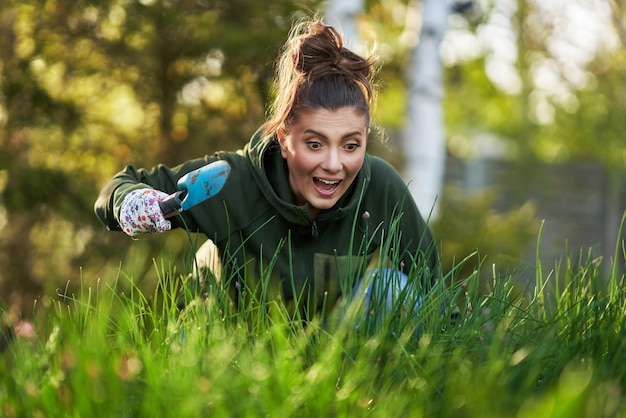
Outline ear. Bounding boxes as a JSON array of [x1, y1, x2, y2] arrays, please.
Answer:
[[277, 128, 288, 157]]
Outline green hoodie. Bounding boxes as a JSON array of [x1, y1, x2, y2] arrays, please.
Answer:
[[95, 130, 438, 313]]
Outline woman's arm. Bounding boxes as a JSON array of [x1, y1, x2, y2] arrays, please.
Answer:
[[94, 158, 214, 232]]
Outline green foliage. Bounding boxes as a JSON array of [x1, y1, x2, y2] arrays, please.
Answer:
[[444, 57, 531, 146], [434, 187, 539, 284], [1, 241, 626, 417], [442, 1, 626, 169], [435, 1, 626, 304], [0, 0, 323, 311], [538, 50, 626, 169]]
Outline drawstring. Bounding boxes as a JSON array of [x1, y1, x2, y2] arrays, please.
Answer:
[[311, 220, 318, 238]]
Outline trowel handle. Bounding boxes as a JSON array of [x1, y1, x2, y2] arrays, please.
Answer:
[[157, 160, 231, 220], [158, 191, 184, 219]]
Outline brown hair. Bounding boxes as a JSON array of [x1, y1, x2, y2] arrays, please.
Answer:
[[262, 18, 376, 137]]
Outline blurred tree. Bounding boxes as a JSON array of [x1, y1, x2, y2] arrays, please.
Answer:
[[439, 0, 625, 276], [0, 0, 322, 313], [611, 0, 626, 48], [325, 0, 363, 47], [402, 0, 448, 219], [441, 0, 624, 181]]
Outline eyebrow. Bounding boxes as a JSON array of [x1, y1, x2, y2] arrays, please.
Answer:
[[303, 129, 364, 139]]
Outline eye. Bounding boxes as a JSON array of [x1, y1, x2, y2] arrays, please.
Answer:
[[307, 141, 322, 150], [344, 142, 361, 152]]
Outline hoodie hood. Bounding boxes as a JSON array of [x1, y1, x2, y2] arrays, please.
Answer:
[[243, 129, 371, 226]]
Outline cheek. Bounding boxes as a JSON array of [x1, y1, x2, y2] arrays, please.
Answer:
[[345, 154, 365, 175], [288, 152, 317, 175]]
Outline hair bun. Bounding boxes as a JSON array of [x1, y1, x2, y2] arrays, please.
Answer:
[[291, 21, 372, 83], [262, 18, 377, 138]]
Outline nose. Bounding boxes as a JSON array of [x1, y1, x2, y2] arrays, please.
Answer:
[[322, 148, 342, 172]]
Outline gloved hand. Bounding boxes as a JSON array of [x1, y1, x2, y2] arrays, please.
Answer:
[[119, 189, 172, 236]]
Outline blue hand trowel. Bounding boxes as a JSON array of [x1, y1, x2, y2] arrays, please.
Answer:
[[158, 160, 231, 219]]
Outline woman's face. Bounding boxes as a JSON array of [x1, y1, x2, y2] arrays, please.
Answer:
[[279, 107, 368, 217]]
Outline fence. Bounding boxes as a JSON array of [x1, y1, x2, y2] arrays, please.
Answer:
[[444, 154, 626, 281]]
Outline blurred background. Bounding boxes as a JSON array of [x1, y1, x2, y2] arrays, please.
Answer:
[[1, 0, 625, 315]]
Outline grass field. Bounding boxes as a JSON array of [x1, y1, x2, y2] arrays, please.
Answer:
[[1, 234, 625, 417]]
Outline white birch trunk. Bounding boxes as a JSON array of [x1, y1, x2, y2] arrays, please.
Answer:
[[403, 0, 449, 219], [324, 0, 363, 48]]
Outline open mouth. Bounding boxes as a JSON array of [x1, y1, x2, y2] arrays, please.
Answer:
[[314, 177, 341, 193]]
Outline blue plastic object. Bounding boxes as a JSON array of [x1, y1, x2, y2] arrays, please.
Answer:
[[159, 160, 231, 218]]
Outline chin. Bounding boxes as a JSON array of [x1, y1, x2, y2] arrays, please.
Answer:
[[310, 200, 338, 211]]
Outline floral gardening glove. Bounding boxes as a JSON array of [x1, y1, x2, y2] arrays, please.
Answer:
[[119, 189, 172, 236]]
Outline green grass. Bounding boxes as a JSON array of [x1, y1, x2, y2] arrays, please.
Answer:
[[1, 239, 625, 417]]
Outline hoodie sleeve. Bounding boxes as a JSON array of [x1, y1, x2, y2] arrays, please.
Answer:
[[94, 159, 212, 231]]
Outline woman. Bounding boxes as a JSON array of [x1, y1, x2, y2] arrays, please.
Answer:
[[94, 18, 438, 319]]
